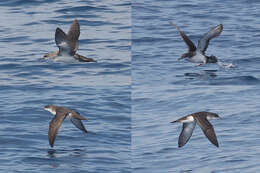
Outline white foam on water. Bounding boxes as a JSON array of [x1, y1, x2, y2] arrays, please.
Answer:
[[217, 61, 236, 69]]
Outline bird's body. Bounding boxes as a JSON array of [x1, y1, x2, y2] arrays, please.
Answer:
[[186, 51, 206, 63]]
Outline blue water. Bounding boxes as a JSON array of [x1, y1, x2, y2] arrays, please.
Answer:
[[132, 0, 260, 173], [0, 0, 130, 172]]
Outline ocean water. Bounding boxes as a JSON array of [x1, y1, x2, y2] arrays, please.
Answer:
[[132, 0, 260, 173], [0, 0, 130, 172]]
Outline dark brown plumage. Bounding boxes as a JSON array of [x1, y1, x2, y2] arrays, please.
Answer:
[[44, 105, 88, 147], [171, 112, 220, 147], [43, 19, 96, 62]]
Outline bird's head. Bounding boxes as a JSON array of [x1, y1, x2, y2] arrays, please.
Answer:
[[206, 55, 218, 63], [44, 105, 56, 115]]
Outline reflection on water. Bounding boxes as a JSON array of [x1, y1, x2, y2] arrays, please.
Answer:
[[184, 70, 217, 79], [47, 149, 56, 158]]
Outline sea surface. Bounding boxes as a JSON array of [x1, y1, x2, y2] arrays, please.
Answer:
[[0, 0, 130, 172], [132, 0, 260, 173]]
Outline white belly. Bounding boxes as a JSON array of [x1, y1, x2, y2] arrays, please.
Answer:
[[54, 54, 76, 63], [188, 52, 206, 63]]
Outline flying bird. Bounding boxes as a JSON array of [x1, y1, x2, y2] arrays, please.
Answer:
[[171, 112, 220, 147], [170, 22, 223, 66], [44, 105, 88, 147], [43, 19, 96, 62]]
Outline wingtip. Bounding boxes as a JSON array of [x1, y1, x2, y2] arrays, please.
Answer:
[[49, 142, 54, 148], [56, 27, 62, 32], [72, 19, 79, 26], [218, 24, 223, 31], [178, 143, 184, 148], [214, 24, 223, 33]]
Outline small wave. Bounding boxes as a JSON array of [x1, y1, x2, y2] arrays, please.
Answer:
[[217, 61, 236, 69]]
